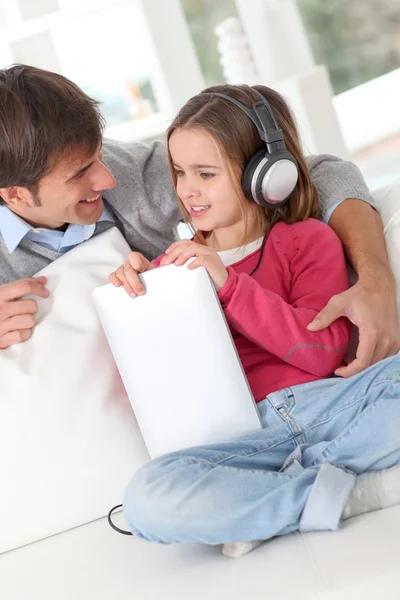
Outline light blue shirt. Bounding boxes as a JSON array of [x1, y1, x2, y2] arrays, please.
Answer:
[[0, 204, 114, 254], [323, 201, 342, 225]]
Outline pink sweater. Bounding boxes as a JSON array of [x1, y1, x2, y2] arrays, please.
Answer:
[[156, 219, 351, 402]]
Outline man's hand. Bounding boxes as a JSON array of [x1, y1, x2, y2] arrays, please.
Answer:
[[307, 277, 400, 377], [0, 277, 50, 349]]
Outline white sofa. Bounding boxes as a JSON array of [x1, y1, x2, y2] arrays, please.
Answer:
[[2, 504, 400, 600], [1, 179, 400, 599]]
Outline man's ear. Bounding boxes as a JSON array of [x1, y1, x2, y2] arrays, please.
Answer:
[[0, 186, 33, 208]]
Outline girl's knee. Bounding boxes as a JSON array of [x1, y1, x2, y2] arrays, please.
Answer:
[[122, 454, 190, 539]]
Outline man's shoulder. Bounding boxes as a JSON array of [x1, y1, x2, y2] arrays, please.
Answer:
[[101, 137, 175, 217], [102, 138, 169, 176], [0, 235, 51, 284]]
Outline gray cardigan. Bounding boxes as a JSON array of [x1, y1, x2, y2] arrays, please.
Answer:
[[0, 138, 374, 285]]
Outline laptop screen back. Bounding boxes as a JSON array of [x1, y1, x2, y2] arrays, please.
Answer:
[[93, 264, 262, 458]]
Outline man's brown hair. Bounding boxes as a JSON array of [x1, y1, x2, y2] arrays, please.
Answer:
[[0, 64, 104, 204]]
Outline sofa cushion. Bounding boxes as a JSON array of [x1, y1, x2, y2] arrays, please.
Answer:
[[0, 228, 149, 554], [372, 177, 400, 316], [1, 179, 399, 555]]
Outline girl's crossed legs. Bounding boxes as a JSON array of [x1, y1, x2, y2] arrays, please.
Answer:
[[123, 355, 400, 546]]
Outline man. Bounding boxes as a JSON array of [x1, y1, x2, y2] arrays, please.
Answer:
[[0, 64, 398, 372]]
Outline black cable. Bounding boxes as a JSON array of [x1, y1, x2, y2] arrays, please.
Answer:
[[249, 209, 280, 276], [107, 504, 133, 536]]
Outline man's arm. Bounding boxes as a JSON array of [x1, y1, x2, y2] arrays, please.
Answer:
[[307, 195, 400, 376], [329, 198, 393, 284], [307, 154, 376, 223]]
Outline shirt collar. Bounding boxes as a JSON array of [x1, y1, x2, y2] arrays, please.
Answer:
[[0, 205, 31, 253], [0, 204, 114, 254]]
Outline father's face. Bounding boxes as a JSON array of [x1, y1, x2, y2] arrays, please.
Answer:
[[6, 147, 116, 229]]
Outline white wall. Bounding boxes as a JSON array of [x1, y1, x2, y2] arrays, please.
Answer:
[[333, 69, 400, 154]]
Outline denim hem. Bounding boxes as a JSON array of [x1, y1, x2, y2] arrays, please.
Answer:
[[299, 463, 356, 532]]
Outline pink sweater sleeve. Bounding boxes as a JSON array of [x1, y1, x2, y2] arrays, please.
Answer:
[[218, 220, 351, 377]]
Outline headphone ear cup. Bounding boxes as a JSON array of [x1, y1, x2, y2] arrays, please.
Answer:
[[241, 149, 266, 203], [242, 150, 298, 208]]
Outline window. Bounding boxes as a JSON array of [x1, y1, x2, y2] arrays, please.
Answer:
[[51, 2, 159, 136], [297, 0, 400, 187], [1, 0, 164, 141], [298, 0, 400, 94], [180, 0, 238, 85]]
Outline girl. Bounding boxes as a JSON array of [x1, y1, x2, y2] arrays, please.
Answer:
[[109, 84, 400, 558]]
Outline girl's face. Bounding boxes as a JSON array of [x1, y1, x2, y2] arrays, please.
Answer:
[[169, 126, 248, 249]]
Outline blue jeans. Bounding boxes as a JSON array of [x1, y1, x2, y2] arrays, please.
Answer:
[[123, 355, 400, 545]]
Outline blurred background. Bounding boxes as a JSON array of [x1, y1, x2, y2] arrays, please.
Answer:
[[0, 0, 399, 190]]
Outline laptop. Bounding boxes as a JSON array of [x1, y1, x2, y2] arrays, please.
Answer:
[[92, 263, 262, 458]]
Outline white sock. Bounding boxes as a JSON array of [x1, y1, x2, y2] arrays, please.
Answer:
[[222, 465, 400, 557], [343, 464, 400, 520], [222, 540, 264, 559]]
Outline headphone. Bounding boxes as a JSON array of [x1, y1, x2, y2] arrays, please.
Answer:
[[205, 90, 298, 209]]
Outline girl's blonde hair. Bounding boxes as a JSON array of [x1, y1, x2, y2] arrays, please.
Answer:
[[166, 83, 321, 244]]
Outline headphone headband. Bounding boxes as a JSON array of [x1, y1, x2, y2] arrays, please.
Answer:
[[204, 90, 285, 153], [202, 88, 298, 208]]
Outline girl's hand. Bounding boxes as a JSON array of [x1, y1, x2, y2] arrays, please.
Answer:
[[161, 241, 228, 291], [109, 252, 155, 297]]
